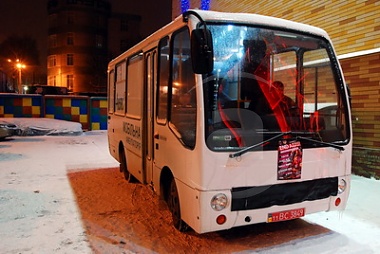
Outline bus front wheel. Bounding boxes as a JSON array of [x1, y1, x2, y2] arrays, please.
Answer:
[[168, 178, 189, 232], [119, 147, 136, 183]]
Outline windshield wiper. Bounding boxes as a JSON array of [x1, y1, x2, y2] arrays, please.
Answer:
[[229, 131, 344, 158], [296, 136, 345, 151], [229, 132, 290, 158]]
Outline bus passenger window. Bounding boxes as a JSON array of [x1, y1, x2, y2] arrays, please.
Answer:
[[157, 37, 170, 123], [115, 61, 126, 114]]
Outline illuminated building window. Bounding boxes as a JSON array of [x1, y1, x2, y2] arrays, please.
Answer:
[[48, 55, 56, 67], [67, 74, 74, 89], [67, 33, 74, 45], [67, 54, 74, 66]]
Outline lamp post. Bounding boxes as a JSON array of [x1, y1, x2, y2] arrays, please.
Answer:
[[16, 62, 26, 94], [8, 59, 26, 93]]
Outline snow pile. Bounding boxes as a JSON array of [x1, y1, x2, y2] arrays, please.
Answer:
[[1, 117, 83, 136], [1, 118, 380, 253]]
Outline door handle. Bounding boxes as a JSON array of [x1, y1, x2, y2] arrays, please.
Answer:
[[154, 133, 159, 139]]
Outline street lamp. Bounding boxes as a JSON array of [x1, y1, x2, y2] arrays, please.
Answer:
[[8, 59, 26, 93], [16, 62, 26, 93]]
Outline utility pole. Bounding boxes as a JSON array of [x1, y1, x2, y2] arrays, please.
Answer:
[[8, 59, 26, 93]]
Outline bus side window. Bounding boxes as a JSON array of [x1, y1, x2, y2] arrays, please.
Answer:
[[108, 70, 115, 113], [115, 61, 126, 114], [157, 36, 170, 123], [170, 28, 196, 148]]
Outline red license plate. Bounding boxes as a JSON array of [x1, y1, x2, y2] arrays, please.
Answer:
[[268, 208, 305, 223]]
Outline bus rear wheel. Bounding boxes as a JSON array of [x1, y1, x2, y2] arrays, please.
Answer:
[[119, 147, 136, 183], [168, 178, 189, 232]]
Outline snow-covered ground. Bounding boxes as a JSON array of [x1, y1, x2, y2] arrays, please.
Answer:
[[0, 118, 116, 253], [1, 118, 380, 253], [272, 174, 380, 254]]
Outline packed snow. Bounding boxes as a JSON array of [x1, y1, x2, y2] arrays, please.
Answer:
[[1, 117, 82, 136], [1, 118, 380, 253]]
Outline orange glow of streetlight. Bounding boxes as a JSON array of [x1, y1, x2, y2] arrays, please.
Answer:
[[7, 58, 26, 93], [16, 63, 26, 69], [16, 62, 26, 93]]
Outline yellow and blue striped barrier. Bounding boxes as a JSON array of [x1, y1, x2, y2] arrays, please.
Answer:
[[0, 94, 43, 117], [0, 94, 107, 130]]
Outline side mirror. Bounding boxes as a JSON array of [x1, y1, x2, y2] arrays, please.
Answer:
[[191, 28, 214, 74]]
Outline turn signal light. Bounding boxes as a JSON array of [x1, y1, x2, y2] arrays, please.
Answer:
[[335, 197, 341, 207], [216, 214, 227, 225]]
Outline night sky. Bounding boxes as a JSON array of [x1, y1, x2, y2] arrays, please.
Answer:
[[0, 0, 172, 67]]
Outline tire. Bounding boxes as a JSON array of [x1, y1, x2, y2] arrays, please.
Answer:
[[168, 178, 189, 232], [119, 147, 136, 183]]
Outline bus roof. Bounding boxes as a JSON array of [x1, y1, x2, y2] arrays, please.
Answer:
[[108, 10, 331, 67], [189, 10, 329, 39]]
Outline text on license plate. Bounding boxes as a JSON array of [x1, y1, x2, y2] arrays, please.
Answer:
[[268, 208, 305, 223]]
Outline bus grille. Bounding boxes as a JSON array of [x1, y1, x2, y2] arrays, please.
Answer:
[[231, 177, 338, 211]]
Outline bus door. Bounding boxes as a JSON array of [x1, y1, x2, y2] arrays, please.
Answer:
[[107, 69, 116, 154], [143, 49, 157, 185], [153, 36, 170, 173]]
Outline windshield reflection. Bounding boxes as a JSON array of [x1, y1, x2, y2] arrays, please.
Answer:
[[203, 24, 348, 151]]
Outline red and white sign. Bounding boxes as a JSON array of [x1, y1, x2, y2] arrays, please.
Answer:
[[277, 139, 302, 180]]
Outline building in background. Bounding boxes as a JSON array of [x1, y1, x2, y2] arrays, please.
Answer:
[[47, 0, 110, 94], [47, 0, 141, 94], [172, 0, 380, 177], [107, 12, 141, 59]]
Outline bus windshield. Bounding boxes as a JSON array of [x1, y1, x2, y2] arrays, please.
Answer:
[[203, 24, 349, 151]]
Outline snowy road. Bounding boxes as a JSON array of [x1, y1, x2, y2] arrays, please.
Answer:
[[0, 120, 379, 253]]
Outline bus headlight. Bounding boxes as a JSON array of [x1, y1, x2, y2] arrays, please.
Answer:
[[338, 179, 346, 194], [211, 193, 228, 211]]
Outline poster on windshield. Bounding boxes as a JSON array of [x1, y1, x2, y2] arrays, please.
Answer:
[[277, 139, 302, 180]]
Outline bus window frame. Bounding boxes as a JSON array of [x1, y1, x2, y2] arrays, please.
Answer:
[[169, 26, 197, 149], [126, 52, 144, 120], [156, 36, 170, 125], [108, 69, 115, 114], [114, 60, 127, 116]]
